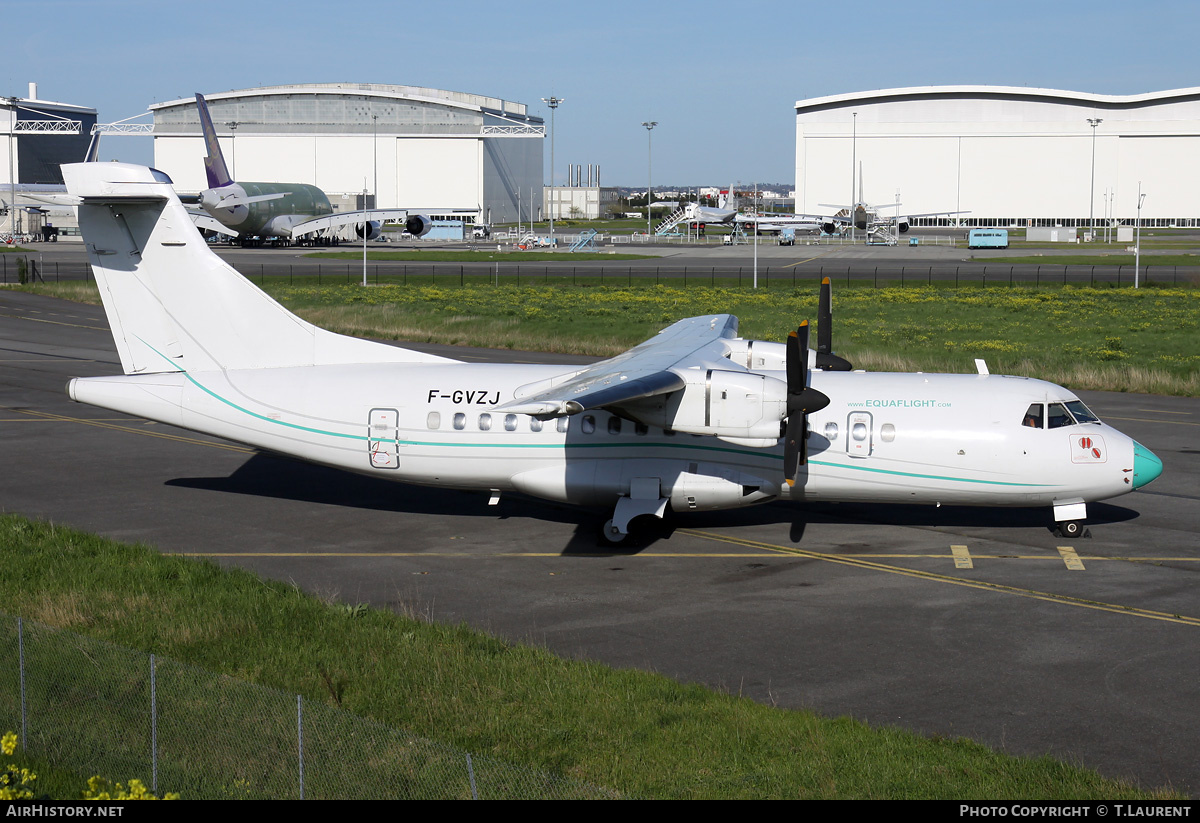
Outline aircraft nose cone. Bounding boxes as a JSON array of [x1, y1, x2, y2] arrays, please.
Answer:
[[1132, 441, 1163, 489]]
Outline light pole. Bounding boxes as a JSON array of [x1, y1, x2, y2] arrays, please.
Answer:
[[372, 113, 378, 210], [1087, 118, 1102, 242], [226, 120, 239, 178], [850, 111, 857, 243], [6, 96, 18, 239], [1135, 182, 1146, 289], [642, 121, 656, 236], [542, 96, 562, 249]]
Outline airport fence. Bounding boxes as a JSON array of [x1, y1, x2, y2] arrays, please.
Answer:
[[0, 614, 620, 800], [3, 251, 1198, 290]]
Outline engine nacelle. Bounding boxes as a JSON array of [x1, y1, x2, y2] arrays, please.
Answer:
[[355, 220, 382, 240], [405, 214, 432, 238], [821, 221, 839, 235], [722, 339, 787, 371], [897, 218, 910, 234], [623, 369, 787, 441]]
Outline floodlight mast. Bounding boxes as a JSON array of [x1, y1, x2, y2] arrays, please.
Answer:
[[542, 96, 562, 250], [1087, 118, 1102, 242], [642, 121, 656, 236], [1135, 183, 1146, 289]]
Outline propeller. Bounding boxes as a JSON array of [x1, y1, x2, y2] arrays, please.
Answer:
[[783, 320, 830, 487], [815, 276, 853, 372]]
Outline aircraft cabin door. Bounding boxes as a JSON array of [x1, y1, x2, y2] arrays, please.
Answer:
[[368, 407, 400, 469], [846, 411, 873, 458]]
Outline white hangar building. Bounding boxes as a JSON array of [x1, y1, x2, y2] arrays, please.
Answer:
[[794, 86, 1200, 228], [150, 83, 544, 225]]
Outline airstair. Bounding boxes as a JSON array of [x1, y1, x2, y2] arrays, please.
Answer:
[[569, 229, 599, 251], [866, 223, 898, 246], [653, 204, 693, 235]]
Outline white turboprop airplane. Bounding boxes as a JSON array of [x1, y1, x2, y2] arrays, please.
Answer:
[[64, 162, 1163, 541]]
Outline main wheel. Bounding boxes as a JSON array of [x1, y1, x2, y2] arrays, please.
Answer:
[[601, 520, 627, 544], [1060, 520, 1082, 538]]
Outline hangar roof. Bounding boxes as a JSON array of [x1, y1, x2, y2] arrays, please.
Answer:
[[796, 85, 1200, 113], [151, 83, 537, 121]]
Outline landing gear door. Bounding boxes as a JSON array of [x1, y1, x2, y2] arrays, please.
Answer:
[[846, 411, 873, 458], [368, 407, 399, 469]]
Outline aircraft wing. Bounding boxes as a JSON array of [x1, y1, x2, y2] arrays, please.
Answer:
[[290, 208, 477, 239], [494, 314, 741, 417], [187, 211, 239, 237]]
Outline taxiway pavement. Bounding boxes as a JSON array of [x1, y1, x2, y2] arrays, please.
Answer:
[[2, 290, 1198, 794]]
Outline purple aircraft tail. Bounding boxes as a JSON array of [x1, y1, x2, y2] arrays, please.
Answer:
[[195, 93, 233, 189]]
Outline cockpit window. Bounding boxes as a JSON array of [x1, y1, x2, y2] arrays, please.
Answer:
[[1047, 403, 1075, 429], [1065, 400, 1100, 424], [1022, 403, 1043, 429]]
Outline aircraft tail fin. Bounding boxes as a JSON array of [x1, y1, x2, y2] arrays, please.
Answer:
[[83, 130, 100, 163], [719, 185, 736, 210], [195, 93, 234, 190], [63, 162, 454, 376]]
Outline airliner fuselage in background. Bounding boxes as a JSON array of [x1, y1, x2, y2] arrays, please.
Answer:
[[63, 163, 1162, 541]]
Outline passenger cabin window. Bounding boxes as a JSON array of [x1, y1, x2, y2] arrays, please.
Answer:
[[478, 413, 492, 431], [504, 414, 518, 432], [824, 422, 839, 441], [1065, 400, 1100, 424], [530, 418, 543, 432], [1047, 403, 1074, 429], [1022, 403, 1043, 429], [581, 415, 596, 434], [634, 422, 648, 436], [426, 412, 441, 430], [453, 413, 466, 431], [880, 423, 896, 442], [607, 417, 622, 435], [556, 417, 570, 433]]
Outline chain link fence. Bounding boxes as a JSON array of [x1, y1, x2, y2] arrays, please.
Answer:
[[3, 251, 1197, 289], [0, 615, 620, 799]]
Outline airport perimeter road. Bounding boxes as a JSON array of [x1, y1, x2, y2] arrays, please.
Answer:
[[2, 290, 1199, 795], [6, 239, 1198, 288]]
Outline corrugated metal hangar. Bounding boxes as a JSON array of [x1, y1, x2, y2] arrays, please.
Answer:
[[795, 86, 1200, 228], [150, 83, 544, 225]]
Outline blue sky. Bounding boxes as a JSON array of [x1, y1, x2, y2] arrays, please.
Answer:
[[7, 0, 1199, 187]]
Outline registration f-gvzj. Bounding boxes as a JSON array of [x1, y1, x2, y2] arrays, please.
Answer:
[[65, 163, 1162, 541]]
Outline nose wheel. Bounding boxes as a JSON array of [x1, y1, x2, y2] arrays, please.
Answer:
[[1059, 520, 1083, 538]]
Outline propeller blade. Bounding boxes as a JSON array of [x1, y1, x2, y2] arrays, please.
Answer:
[[783, 416, 803, 486], [817, 278, 832, 354], [783, 321, 830, 487], [785, 322, 806, 396], [813, 277, 853, 371]]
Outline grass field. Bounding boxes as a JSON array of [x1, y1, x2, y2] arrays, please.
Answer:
[[0, 515, 1178, 800], [17, 279, 1200, 396]]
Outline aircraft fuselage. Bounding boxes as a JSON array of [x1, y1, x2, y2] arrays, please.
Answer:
[[68, 364, 1156, 518], [200, 181, 332, 238]]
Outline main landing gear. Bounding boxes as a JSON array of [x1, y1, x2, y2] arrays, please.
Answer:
[[602, 479, 669, 543]]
